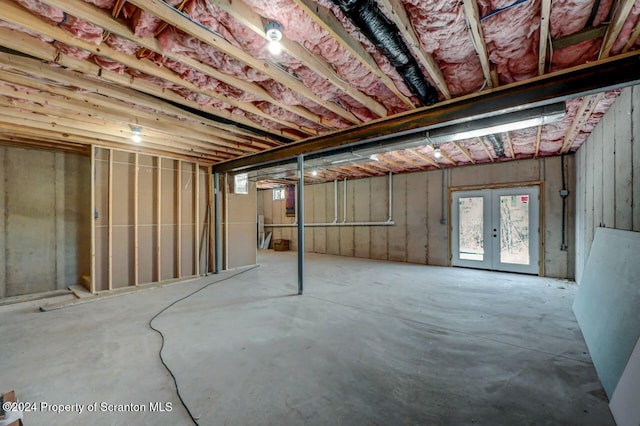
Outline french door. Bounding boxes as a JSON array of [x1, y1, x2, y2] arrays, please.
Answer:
[[451, 186, 540, 274]]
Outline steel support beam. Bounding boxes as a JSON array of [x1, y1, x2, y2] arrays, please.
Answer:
[[297, 155, 304, 295], [212, 51, 640, 173], [213, 172, 222, 274]]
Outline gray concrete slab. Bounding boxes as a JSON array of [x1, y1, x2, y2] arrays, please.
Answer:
[[0, 252, 612, 425]]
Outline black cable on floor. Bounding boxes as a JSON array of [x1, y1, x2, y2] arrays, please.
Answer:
[[148, 265, 260, 425]]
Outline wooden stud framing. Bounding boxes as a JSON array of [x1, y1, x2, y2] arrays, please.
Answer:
[[108, 148, 113, 291], [134, 153, 139, 285], [622, 21, 640, 53], [406, 148, 440, 168]]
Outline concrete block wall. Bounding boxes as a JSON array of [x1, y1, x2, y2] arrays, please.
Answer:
[[259, 156, 574, 278], [0, 146, 90, 297], [575, 86, 640, 283]]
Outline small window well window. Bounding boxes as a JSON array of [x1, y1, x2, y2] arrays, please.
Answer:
[[234, 173, 248, 194], [273, 188, 285, 200]]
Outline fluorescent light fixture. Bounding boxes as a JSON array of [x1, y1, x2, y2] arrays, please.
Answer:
[[265, 22, 283, 55], [428, 103, 566, 144], [131, 126, 142, 143]]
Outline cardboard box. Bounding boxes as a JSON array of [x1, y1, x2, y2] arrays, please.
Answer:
[[273, 239, 289, 251]]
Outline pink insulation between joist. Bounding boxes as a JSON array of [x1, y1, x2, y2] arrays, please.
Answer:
[[1, 0, 637, 158]]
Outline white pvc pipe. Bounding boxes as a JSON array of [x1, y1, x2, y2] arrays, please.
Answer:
[[267, 173, 394, 227]]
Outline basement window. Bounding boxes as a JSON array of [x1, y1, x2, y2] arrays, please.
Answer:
[[273, 188, 285, 200], [234, 173, 248, 194]]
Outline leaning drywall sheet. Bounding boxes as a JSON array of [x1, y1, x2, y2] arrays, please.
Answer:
[[609, 337, 640, 426], [573, 227, 640, 397]]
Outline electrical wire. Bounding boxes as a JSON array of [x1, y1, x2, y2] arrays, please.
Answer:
[[148, 265, 260, 425]]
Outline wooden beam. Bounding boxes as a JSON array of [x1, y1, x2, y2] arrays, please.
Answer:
[[599, 0, 636, 59], [503, 132, 515, 158], [538, 0, 552, 75], [38, 0, 331, 130], [477, 137, 495, 162], [406, 148, 440, 168], [0, 73, 265, 152], [213, 50, 640, 173], [452, 142, 476, 164], [125, 0, 361, 124], [463, 0, 494, 88], [534, 125, 543, 158], [622, 20, 640, 53], [0, 0, 314, 136], [391, 150, 422, 169], [0, 86, 250, 156], [208, 0, 387, 117], [0, 104, 226, 161], [384, 152, 413, 169], [379, 0, 451, 98], [0, 31, 285, 144], [291, 0, 415, 107], [559, 92, 605, 153]]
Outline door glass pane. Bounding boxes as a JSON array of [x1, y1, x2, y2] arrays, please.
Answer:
[[458, 197, 484, 261], [499, 195, 530, 265]]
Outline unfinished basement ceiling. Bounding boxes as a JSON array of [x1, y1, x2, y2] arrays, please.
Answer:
[[0, 0, 639, 186]]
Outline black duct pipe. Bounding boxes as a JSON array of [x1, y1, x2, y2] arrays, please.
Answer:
[[486, 134, 505, 157], [331, 0, 439, 106]]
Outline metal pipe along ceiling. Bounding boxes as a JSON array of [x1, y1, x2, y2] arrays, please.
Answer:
[[331, 0, 439, 106]]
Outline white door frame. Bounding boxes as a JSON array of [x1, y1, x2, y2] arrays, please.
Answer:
[[451, 185, 541, 275]]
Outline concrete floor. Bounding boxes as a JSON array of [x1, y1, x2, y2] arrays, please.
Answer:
[[0, 251, 613, 425]]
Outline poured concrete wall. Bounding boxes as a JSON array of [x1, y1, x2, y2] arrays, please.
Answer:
[[575, 86, 640, 283], [0, 146, 90, 297], [259, 156, 574, 278]]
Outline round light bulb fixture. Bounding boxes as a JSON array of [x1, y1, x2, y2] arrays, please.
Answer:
[[265, 21, 283, 55], [434, 147, 442, 159], [131, 126, 142, 143], [311, 170, 318, 177]]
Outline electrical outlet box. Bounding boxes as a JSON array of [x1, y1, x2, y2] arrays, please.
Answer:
[[559, 189, 569, 197]]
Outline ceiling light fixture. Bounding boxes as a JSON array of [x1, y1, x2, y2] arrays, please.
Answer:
[[131, 126, 142, 143], [433, 147, 442, 159], [311, 170, 318, 177], [428, 103, 565, 144], [265, 21, 283, 55], [369, 154, 379, 161]]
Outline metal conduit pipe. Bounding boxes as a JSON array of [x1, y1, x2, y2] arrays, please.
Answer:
[[267, 173, 394, 227], [342, 177, 347, 223]]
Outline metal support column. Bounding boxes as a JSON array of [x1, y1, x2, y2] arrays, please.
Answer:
[[214, 172, 222, 274], [297, 155, 304, 295]]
